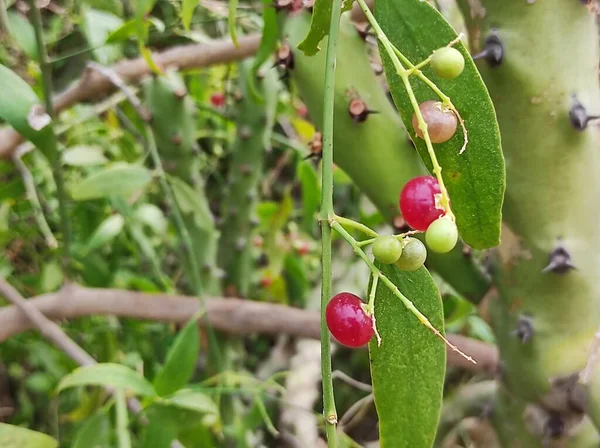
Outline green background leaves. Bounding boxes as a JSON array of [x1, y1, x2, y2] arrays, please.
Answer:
[[369, 264, 446, 448], [375, 0, 505, 249]]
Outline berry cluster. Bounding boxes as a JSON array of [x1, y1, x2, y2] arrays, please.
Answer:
[[325, 47, 465, 350]]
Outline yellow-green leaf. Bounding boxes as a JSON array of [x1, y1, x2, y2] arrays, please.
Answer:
[[57, 363, 156, 397], [71, 164, 152, 200], [0, 423, 57, 448]]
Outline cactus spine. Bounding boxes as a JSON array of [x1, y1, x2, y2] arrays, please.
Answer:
[[218, 60, 278, 297], [456, 1, 600, 445]]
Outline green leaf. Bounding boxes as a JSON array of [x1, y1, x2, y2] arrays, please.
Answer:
[[297, 161, 320, 233], [169, 176, 214, 232], [71, 164, 152, 200], [247, 0, 278, 101], [162, 389, 218, 415], [135, 0, 158, 41], [85, 214, 125, 252], [6, 12, 38, 60], [369, 264, 446, 448], [105, 18, 163, 43], [72, 413, 111, 448], [81, 8, 123, 65], [375, 0, 505, 249], [297, 0, 353, 56], [57, 363, 156, 397], [181, 0, 198, 31], [39, 261, 63, 293], [228, 0, 239, 47], [0, 64, 55, 154], [62, 145, 108, 166], [134, 203, 167, 235], [153, 312, 203, 396], [0, 423, 58, 448]]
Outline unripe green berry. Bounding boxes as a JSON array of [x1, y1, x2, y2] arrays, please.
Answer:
[[372, 235, 403, 264], [395, 237, 427, 271], [431, 47, 465, 80], [425, 216, 458, 254]]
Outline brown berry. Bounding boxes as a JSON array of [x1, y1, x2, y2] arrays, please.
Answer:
[[411, 100, 458, 143]]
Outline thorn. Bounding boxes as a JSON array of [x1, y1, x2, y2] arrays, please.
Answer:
[[171, 134, 182, 145], [275, 44, 294, 70], [349, 98, 378, 123], [472, 33, 503, 67], [542, 241, 576, 274], [544, 413, 565, 439], [235, 238, 247, 251], [513, 315, 534, 343], [568, 95, 599, 131], [462, 245, 473, 257], [239, 164, 252, 176], [308, 131, 323, 159], [354, 22, 371, 40]]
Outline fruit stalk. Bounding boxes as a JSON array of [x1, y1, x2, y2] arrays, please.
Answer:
[[28, 0, 71, 270], [456, 1, 600, 445]]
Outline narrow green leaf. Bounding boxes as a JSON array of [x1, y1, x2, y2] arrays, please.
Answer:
[[6, 12, 38, 60], [369, 264, 445, 448], [71, 164, 152, 200], [228, 0, 239, 47], [375, 0, 505, 249], [81, 8, 123, 65], [135, 0, 158, 42], [62, 145, 107, 166], [134, 203, 167, 235], [297, 161, 320, 233], [0, 423, 58, 448], [296, 0, 353, 56], [106, 20, 145, 43], [169, 176, 214, 232], [247, 0, 278, 101], [115, 389, 132, 448], [181, 0, 198, 31], [162, 389, 218, 415], [57, 363, 156, 397], [0, 64, 55, 154], [85, 214, 125, 252], [72, 413, 111, 448], [153, 312, 204, 396]]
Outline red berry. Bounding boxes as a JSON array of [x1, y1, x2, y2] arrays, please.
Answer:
[[411, 100, 457, 143], [295, 241, 310, 256], [326, 292, 374, 348], [399, 176, 445, 231], [295, 102, 308, 118], [260, 276, 272, 288], [210, 92, 225, 108]]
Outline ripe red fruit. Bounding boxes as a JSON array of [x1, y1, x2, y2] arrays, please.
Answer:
[[326, 292, 374, 348], [411, 100, 457, 143], [210, 92, 225, 108], [260, 276, 272, 288], [399, 176, 445, 231], [295, 102, 308, 118]]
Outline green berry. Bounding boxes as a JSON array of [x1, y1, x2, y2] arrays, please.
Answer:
[[372, 235, 403, 264], [395, 237, 427, 271], [431, 47, 465, 80], [425, 216, 458, 253]]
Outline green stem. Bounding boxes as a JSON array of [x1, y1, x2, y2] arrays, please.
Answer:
[[115, 390, 132, 448], [334, 215, 378, 238], [144, 126, 203, 296], [320, 0, 344, 444], [28, 0, 72, 271]]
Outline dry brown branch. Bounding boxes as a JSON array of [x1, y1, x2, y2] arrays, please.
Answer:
[[0, 284, 498, 374], [0, 34, 261, 158]]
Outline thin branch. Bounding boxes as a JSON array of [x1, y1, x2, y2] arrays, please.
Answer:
[[332, 370, 372, 392], [0, 284, 498, 374], [0, 35, 261, 158], [28, 0, 71, 268], [12, 150, 58, 249]]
